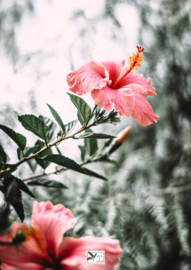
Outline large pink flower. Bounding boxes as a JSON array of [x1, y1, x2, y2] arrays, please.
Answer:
[[67, 47, 159, 126], [0, 201, 122, 270]]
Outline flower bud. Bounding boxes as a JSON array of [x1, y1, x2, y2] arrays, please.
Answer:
[[115, 126, 131, 144]]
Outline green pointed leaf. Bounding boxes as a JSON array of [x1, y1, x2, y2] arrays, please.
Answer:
[[0, 124, 26, 151], [65, 120, 78, 135], [77, 111, 84, 126], [78, 145, 86, 162], [39, 115, 57, 142], [17, 147, 23, 160], [47, 104, 65, 134], [0, 204, 12, 235], [18, 114, 49, 142], [55, 146, 62, 155], [67, 93, 91, 124], [44, 154, 85, 174], [27, 159, 37, 173], [79, 133, 116, 139], [0, 144, 8, 164], [34, 140, 52, 169], [83, 167, 107, 181], [5, 175, 35, 198], [11, 190, 24, 222], [84, 130, 98, 156], [27, 178, 68, 189]]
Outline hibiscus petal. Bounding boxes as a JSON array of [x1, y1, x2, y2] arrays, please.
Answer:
[[119, 73, 156, 96], [131, 91, 159, 126], [32, 201, 76, 256], [58, 237, 122, 270], [1, 262, 45, 270], [91, 86, 134, 117], [102, 60, 127, 85], [67, 61, 109, 95]]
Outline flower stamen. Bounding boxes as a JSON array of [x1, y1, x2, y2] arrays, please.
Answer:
[[111, 46, 145, 89]]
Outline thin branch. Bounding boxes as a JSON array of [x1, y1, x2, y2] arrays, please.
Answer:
[[22, 160, 89, 181]]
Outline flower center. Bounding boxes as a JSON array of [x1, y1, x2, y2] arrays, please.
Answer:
[[111, 46, 145, 89]]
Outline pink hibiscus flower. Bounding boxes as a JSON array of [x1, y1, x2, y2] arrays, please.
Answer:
[[67, 46, 159, 126], [0, 201, 122, 270]]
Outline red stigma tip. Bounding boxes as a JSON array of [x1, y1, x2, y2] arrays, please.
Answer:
[[136, 46, 145, 53]]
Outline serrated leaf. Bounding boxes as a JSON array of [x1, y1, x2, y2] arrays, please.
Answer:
[[79, 133, 116, 139], [18, 114, 49, 142], [68, 93, 91, 125], [65, 120, 78, 135], [5, 175, 35, 198], [44, 154, 85, 174], [83, 168, 107, 181], [34, 140, 52, 169], [39, 115, 57, 143], [47, 104, 65, 134], [26, 178, 68, 189], [0, 124, 26, 151], [0, 144, 8, 164]]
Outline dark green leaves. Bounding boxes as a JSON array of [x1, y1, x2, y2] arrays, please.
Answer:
[[0, 124, 26, 150], [27, 178, 68, 189], [18, 115, 49, 142], [79, 133, 116, 139], [0, 144, 9, 164], [68, 93, 91, 125], [83, 168, 107, 181], [39, 116, 57, 143], [65, 120, 78, 135], [44, 154, 85, 174], [47, 104, 65, 134], [34, 140, 52, 169]]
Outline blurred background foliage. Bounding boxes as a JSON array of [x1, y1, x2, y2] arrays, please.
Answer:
[[0, 0, 191, 269]]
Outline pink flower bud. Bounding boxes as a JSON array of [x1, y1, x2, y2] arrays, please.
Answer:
[[116, 126, 131, 144]]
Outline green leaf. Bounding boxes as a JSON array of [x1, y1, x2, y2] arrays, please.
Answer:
[[83, 168, 107, 181], [0, 180, 4, 186], [67, 93, 91, 125], [47, 104, 65, 134], [34, 140, 52, 169], [77, 111, 84, 126], [27, 178, 68, 189], [79, 133, 116, 139], [39, 115, 57, 143], [0, 204, 12, 235], [65, 120, 78, 135], [0, 124, 26, 151], [11, 190, 24, 222], [0, 144, 8, 164], [78, 145, 86, 162], [17, 147, 23, 160], [27, 159, 37, 173], [5, 175, 35, 198], [44, 154, 85, 174], [55, 146, 62, 155], [18, 114, 49, 142], [84, 129, 98, 156]]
